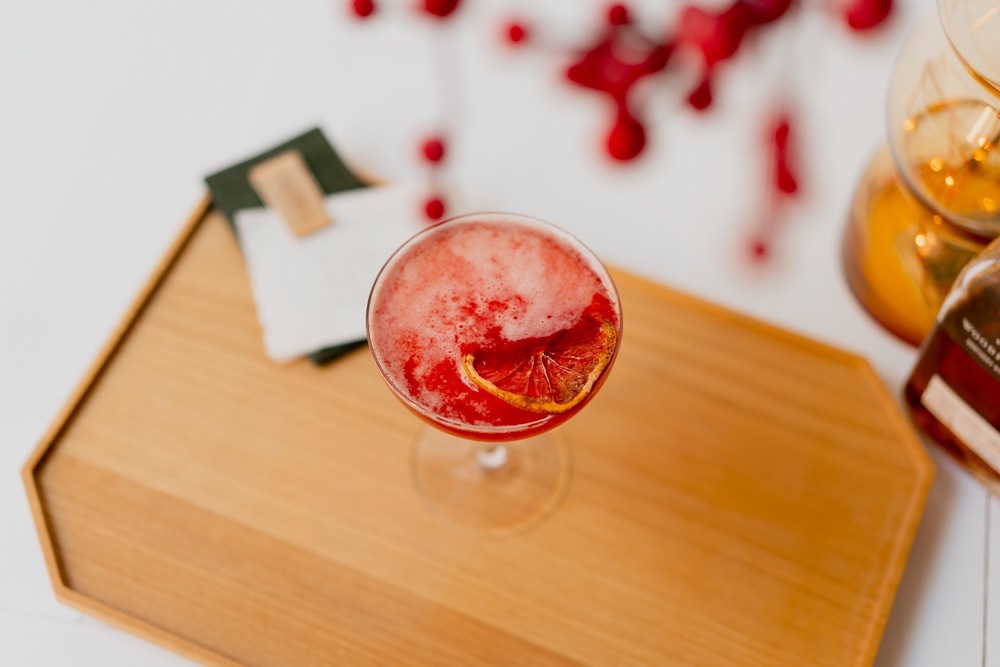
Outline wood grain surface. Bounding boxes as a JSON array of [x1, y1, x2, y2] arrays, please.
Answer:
[[24, 201, 933, 667]]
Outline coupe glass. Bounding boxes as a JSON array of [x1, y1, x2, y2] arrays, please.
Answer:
[[366, 213, 623, 533]]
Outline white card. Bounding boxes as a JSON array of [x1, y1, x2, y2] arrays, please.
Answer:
[[234, 183, 453, 362]]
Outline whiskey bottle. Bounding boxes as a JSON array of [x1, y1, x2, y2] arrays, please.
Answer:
[[905, 236, 1000, 493]]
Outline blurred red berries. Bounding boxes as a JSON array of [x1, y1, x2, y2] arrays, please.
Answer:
[[608, 4, 629, 25], [424, 0, 460, 18], [425, 197, 446, 220], [352, 0, 375, 18], [843, 0, 891, 30], [422, 138, 446, 163], [507, 22, 528, 44]]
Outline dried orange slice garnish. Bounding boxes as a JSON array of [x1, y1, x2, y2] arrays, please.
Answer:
[[463, 314, 618, 414]]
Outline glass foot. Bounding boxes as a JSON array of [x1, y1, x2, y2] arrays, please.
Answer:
[[411, 426, 571, 534]]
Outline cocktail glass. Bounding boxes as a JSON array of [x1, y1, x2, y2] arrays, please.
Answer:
[[366, 213, 622, 533]]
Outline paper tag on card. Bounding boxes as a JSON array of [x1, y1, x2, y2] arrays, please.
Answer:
[[248, 150, 332, 237], [921, 374, 1000, 470]]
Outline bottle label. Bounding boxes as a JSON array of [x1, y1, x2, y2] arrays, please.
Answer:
[[941, 300, 1000, 384], [921, 374, 1000, 470]]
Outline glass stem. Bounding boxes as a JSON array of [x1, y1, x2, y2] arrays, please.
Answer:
[[476, 444, 508, 470]]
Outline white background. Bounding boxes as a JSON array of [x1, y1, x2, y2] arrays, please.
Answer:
[[1, 0, 997, 664]]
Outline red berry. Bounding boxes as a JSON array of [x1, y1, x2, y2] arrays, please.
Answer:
[[742, 0, 792, 23], [844, 0, 892, 30], [422, 138, 445, 163], [776, 166, 797, 194], [424, 0, 460, 18], [750, 239, 769, 260], [352, 0, 375, 18], [425, 197, 446, 220], [679, 5, 750, 67], [607, 107, 645, 161], [773, 119, 798, 194], [687, 75, 713, 110], [507, 22, 528, 43], [608, 4, 629, 25]]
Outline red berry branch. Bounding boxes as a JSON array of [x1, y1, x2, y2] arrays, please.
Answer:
[[747, 110, 800, 261], [421, 137, 448, 221], [565, 6, 673, 161], [561, 0, 794, 157], [555, 0, 885, 159], [344, 0, 888, 234], [348, 0, 462, 219], [676, 0, 792, 110]]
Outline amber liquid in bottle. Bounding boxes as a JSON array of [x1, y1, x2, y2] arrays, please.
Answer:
[[905, 266, 1000, 492], [842, 98, 998, 347]]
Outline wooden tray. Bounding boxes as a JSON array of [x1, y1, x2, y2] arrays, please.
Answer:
[[24, 198, 932, 667]]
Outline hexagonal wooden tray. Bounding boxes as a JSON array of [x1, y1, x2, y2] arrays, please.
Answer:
[[23, 198, 932, 667]]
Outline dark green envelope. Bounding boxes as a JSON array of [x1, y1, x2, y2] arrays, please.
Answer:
[[205, 128, 368, 365]]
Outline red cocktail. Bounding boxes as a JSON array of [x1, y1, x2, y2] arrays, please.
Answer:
[[367, 212, 622, 531]]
